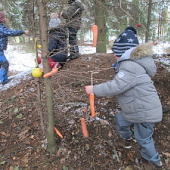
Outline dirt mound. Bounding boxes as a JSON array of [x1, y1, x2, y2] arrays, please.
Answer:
[[0, 54, 170, 170]]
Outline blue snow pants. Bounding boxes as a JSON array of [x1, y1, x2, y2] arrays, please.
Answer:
[[0, 51, 9, 83], [115, 111, 161, 165]]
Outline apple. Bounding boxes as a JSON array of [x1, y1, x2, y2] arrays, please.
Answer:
[[34, 57, 42, 64], [137, 24, 142, 27]]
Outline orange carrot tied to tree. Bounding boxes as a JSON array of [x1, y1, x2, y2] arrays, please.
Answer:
[[89, 71, 96, 117], [43, 67, 59, 78], [54, 127, 63, 139], [80, 118, 89, 138], [91, 25, 98, 47]]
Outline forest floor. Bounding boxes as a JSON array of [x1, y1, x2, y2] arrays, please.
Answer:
[[0, 53, 170, 170]]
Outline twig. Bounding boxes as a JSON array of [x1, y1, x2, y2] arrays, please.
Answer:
[[36, 78, 45, 135]]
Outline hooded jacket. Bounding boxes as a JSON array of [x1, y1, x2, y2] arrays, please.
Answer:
[[48, 26, 68, 63], [93, 43, 162, 123], [62, 1, 84, 29], [0, 23, 25, 51]]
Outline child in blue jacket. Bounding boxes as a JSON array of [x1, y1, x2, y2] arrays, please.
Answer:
[[0, 11, 29, 84]]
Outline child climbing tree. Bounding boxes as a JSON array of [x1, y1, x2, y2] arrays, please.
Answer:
[[37, 0, 57, 153]]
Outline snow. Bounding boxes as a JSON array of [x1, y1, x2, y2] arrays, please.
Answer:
[[0, 43, 170, 91], [6, 45, 35, 72], [153, 43, 170, 55]]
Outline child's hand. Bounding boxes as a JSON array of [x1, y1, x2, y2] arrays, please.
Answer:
[[85, 85, 93, 94], [24, 30, 29, 35]]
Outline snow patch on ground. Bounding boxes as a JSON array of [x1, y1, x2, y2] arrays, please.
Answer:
[[0, 70, 31, 91], [0, 43, 170, 92]]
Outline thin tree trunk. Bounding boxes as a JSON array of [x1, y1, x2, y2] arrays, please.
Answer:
[[145, 0, 152, 42], [37, 0, 57, 153], [34, 38, 45, 135], [94, 0, 107, 53], [31, 0, 36, 38]]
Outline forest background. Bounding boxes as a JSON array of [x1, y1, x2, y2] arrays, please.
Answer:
[[1, 0, 170, 52], [0, 0, 170, 169]]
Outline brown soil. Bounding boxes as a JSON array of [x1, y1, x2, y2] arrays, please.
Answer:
[[0, 54, 170, 170]]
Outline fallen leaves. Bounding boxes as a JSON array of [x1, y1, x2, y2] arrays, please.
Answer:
[[0, 54, 170, 170], [0, 131, 10, 137], [162, 152, 170, 157]]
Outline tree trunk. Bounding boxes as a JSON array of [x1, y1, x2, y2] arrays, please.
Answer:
[[94, 0, 107, 53], [145, 0, 152, 42], [37, 0, 57, 153], [31, 0, 36, 38]]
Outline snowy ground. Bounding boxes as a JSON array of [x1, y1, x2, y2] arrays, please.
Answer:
[[0, 43, 170, 91]]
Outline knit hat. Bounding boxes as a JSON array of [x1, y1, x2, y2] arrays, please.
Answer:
[[0, 11, 6, 23], [112, 26, 139, 57], [125, 26, 137, 34], [49, 18, 61, 28]]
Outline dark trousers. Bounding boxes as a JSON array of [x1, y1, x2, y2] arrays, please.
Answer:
[[67, 27, 79, 56]]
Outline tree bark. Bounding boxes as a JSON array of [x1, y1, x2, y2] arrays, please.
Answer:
[[94, 0, 107, 53], [37, 0, 57, 153], [145, 0, 152, 42]]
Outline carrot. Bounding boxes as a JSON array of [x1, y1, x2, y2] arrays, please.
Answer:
[[89, 93, 96, 117], [54, 127, 63, 138], [91, 25, 98, 47], [43, 67, 59, 78], [80, 118, 89, 138]]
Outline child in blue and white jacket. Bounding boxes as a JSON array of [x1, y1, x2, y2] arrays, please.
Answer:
[[0, 11, 29, 84]]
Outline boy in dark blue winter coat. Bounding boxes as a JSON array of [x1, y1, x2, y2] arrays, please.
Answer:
[[43, 16, 68, 78], [0, 11, 29, 84], [47, 25, 68, 69]]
